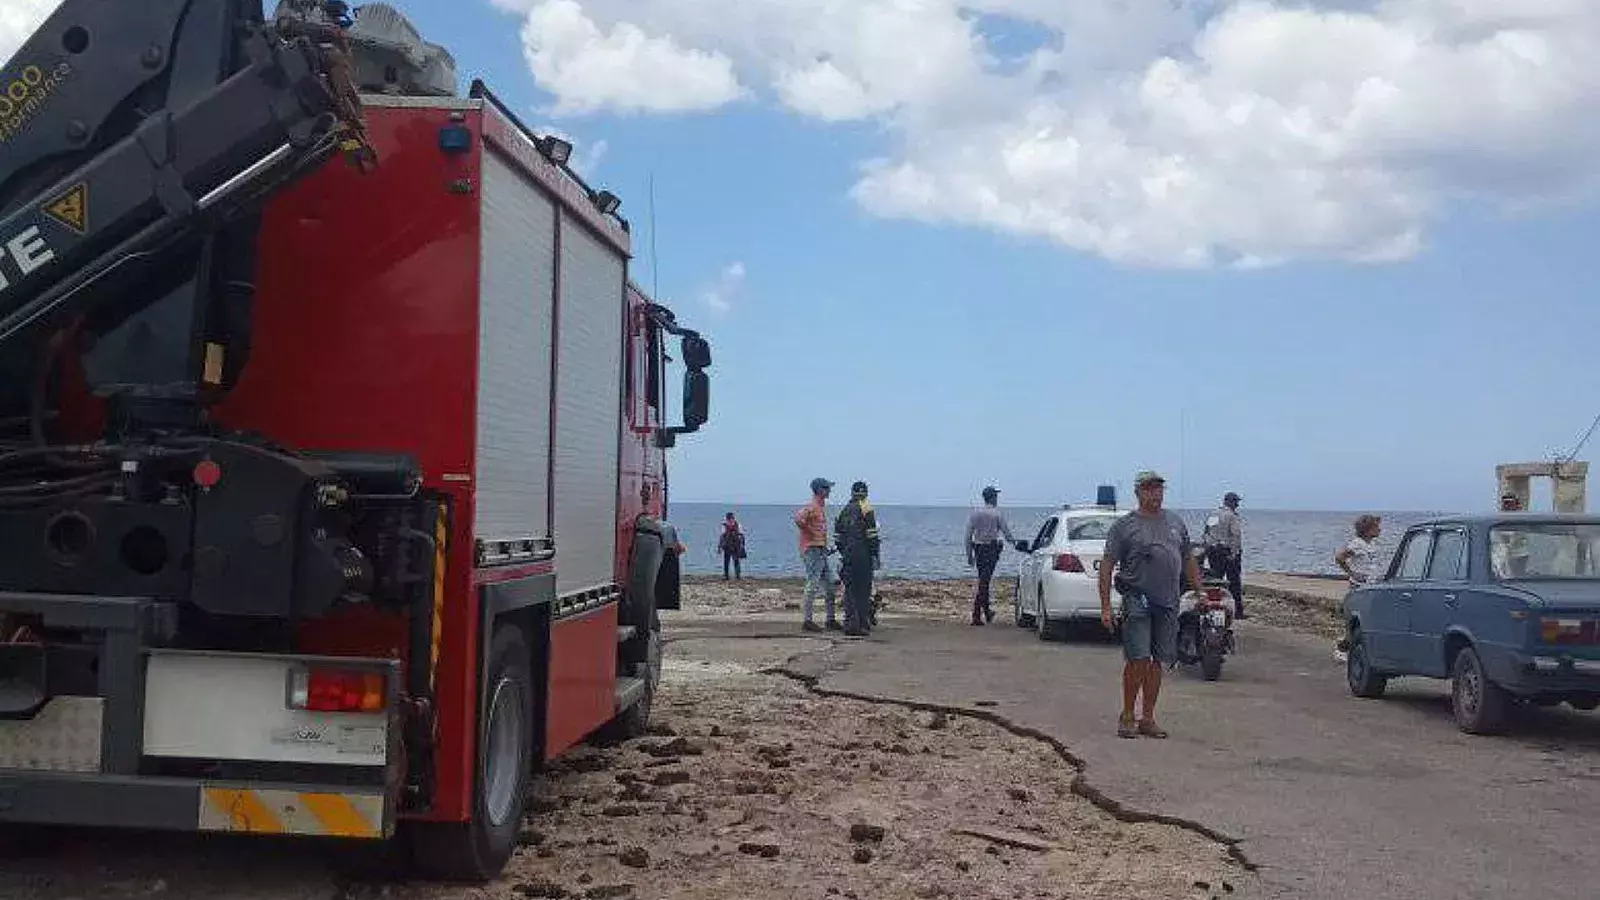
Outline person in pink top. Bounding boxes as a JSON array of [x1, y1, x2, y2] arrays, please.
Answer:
[[795, 477, 840, 632]]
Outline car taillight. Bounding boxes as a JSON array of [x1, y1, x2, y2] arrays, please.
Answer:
[[288, 667, 386, 713], [1540, 618, 1599, 646], [1054, 553, 1085, 573]]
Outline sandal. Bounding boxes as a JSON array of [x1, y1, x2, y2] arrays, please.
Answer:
[[1137, 719, 1168, 739]]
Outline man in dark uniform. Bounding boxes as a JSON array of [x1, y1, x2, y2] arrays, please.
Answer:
[[835, 481, 881, 638]]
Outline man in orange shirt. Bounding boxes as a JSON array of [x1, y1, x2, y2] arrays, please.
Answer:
[[795, 477, 840, 632]]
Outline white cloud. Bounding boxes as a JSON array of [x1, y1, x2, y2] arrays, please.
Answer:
[[0, 0, 59, 66], [517, 0, 743, 115], [700, 261, 747, 314], [488, 0, 1600, 268]]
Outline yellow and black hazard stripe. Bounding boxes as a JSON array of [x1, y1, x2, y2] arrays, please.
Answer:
[[198, 787, 388, 839]]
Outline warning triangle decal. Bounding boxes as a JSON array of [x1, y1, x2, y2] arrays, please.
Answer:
[[42, 183, 88, 234]]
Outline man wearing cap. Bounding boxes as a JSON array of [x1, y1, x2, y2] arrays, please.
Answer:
[[1099, 470, 1207, 739], [795, 478, 840, 633], [1202, 491, 1245, 619], [965, 486, 1023, 626], [834, 481, 882, 637]]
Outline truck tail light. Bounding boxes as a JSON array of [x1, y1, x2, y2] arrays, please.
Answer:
[[1053, 553, 1085, 573], [1540, 618, 1599, 646], [288, 667, 386, 713]]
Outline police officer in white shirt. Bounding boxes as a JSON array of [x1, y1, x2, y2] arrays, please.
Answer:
[[1202, 492, 1245, 618]]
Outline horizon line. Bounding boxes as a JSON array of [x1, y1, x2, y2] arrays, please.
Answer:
[[669, 499, 1457, 515]]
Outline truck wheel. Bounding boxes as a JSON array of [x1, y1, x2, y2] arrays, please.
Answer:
[[409, 623, 534, 882], [1452, 645, 1510, 735], [1346, 630, 1387, 699]]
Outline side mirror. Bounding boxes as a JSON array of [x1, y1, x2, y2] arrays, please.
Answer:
[[682, 334, 712, 370], [683, 369, 709, 431]]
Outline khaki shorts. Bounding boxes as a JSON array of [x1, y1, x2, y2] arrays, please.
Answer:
[[1121, 592, 1177, 665]]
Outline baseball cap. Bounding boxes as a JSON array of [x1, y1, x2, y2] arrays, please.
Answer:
[[810, 477, 835, 494], [851, 480, 869, 495], [1134, 470, 1166, 486], [982, 485, 1000, 497]]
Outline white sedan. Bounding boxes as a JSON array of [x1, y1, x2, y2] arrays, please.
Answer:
[[1013, 506, 1126, 640]]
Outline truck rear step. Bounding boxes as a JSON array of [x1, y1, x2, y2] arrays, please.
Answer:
[[614, 676, 647, 711]]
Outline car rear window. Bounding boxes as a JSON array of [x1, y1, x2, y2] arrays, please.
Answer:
[[1490, 523, 1600, 580], [1067, 517, 1119, 541]]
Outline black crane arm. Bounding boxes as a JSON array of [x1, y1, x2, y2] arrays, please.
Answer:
[[0, 0, 370, 354]]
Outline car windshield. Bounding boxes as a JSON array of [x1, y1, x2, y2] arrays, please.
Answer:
[[1489, 523, 1600, 580], [1066, 516, 1119, 542]]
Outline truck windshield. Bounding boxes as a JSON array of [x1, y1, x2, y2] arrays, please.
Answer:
[[1490, 523, 1600, 580]]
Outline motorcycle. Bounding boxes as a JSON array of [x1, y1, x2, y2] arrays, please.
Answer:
[[1176, 548, 1237, 681]]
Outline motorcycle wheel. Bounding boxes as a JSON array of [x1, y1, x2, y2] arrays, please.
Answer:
[[1200, 647, 1224, 681], [1176, 619, 1200, 665]]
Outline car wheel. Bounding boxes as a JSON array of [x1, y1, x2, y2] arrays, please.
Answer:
[[1570, 695, 1599, 712], [1451, 645, 1510, 735], [1014, 576, 1033, 628], [1345, 630, 1387, 699], [1035, 588, 1054, 642]]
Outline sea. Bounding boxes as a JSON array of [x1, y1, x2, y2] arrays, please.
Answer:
[[670, 502, 1448, 580]]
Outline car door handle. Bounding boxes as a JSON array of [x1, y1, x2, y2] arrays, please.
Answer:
[[1443, 593, 1458, 606], [1399, 592, 1413, 600]]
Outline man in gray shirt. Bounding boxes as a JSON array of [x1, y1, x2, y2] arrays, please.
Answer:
[[965, 486, 1025, 626], [1098, 470, 1206, 740]]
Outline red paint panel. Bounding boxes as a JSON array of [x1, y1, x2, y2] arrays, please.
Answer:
[[472, 562, 555, 585], [216, 106, 480, 481], [544, 604, 620, 759], [214, 104, 485, 823]]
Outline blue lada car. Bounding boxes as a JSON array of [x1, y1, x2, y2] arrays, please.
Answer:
[[1342, 515, 1600, 734]]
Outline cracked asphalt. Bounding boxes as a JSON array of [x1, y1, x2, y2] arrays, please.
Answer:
[[673, 603, 1600, 900]]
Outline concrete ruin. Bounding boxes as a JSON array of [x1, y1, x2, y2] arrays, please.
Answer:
[[1497, 461, 1589, 513]]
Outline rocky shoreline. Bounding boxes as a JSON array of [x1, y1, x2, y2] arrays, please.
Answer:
[[0, 579, 1268, 900], [435, 626, 1244, 900], [683, 574, 1346, 641]]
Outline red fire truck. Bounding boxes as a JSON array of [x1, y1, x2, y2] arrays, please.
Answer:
[[0, 1, 707, 881]]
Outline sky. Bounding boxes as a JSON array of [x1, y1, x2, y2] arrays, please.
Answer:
[[5, 1, 1600, 512]]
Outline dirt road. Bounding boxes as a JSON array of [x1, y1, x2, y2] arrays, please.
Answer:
[[6, 577, 1595, 899], [0, 580, 1243, 900]]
